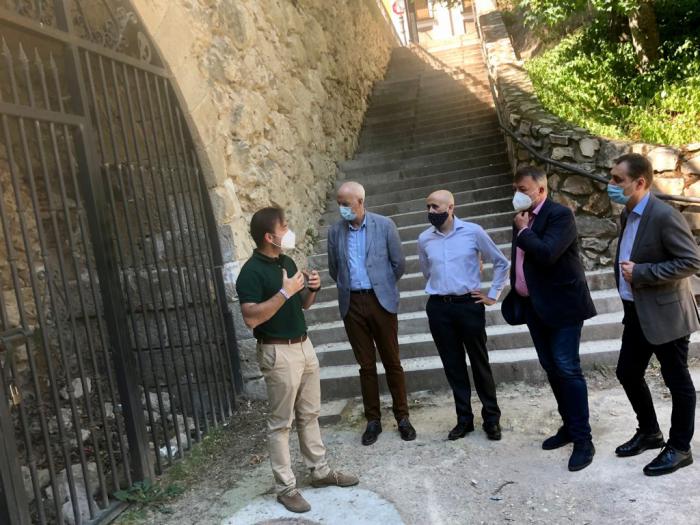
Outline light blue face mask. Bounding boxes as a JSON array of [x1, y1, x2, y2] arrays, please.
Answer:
[[607, 183, 630, 205], [339, 205, 356, 221]]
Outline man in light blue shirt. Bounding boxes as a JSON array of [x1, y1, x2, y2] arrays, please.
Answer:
[[328, 182, 415, 446], [418, 190, 510, 441], [616, 192, 650, 301]]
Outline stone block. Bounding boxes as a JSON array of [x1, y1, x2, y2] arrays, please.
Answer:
[[575, 216, 617, 237], [518, 120, 532, 136], [578, 138, 600, 158], [59, 377, 92, 401], [549, 134, 569, 146], [581, 237, 610, 253], [552, 192, 578, 212], [582, 191, 610, 216], [685, 180, 700, 198], [508, 113, 521, 127], [597, 140, 630, 168], [681, 158, 700, 175], [653, 177, 684, 196], [551, 147, 575, 161], [686, 143, 700, 153], [561, 175, 594, 195], [648, 146, 679, 172], [548, 174, 560, 191], [537, 126, 553, 138]]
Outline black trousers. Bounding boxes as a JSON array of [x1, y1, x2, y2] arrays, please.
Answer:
[[616, 300, 696, 451], [426, 296, 501, 425]]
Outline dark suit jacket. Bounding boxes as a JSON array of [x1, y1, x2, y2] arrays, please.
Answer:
[[614, 193, 700, 344], [502, 198, 596, 327]]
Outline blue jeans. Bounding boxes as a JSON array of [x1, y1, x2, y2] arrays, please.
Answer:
[[525, 300, 592, 444]]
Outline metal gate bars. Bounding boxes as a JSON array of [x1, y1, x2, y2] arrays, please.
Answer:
[[0, 1, 240, 523]]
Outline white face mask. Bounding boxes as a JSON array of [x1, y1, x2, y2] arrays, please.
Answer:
[[512, 191, 533, 212], [272, 230, 296, 250]]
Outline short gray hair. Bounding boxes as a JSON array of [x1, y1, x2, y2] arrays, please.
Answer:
[[514, 165, 548, 189]]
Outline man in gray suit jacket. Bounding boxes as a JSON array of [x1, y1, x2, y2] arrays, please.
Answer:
[[609, 153, 700, 476], [328, 181, 415, 445]]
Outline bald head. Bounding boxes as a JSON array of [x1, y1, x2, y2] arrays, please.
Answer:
[[427, 190, 454, 207]]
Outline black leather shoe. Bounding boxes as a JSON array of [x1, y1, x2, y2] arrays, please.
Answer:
[[448, 421, 474, 441], [483, 422, 502, 441], [615, 429, 665, 457], [568, 441, 595, 472], [643, 445, 693, 476], [542, 427, 572, 450], [361, 420, 382, 446], [398, 417, 416, 441]]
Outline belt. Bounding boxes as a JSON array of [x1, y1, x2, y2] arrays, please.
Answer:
[[430, 294, 476, 303], [258, 334, 307, 345], [350, 289, 374, 294]]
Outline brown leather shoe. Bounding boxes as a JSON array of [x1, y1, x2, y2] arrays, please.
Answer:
[[276, 490, 311, 513], [311, 470, 359, 488]]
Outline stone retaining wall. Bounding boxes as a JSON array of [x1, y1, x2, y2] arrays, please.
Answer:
[[473, 0, 700, 269], [131, 0, 398, 396]]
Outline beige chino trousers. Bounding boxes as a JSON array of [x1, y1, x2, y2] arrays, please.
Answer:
[[258, 337, 330, 495]]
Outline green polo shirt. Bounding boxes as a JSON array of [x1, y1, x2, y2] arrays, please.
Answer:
[[235, 250, 307, 339]]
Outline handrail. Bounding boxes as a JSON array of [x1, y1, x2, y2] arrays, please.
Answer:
[[468, 0, 700, 206]]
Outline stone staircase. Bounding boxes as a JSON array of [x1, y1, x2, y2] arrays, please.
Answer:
[[306, 44, 697, 401]]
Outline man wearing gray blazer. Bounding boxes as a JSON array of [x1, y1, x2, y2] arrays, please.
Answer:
[[328, 181, 415, 445], [609, 153, 700, 476]]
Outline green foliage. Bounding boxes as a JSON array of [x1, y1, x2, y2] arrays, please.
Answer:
[[114, 479, 184, 508], [525, 29, 700, 145], [519, 0, 646, 29]]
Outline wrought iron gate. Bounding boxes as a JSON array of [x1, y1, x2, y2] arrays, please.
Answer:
[[0, 1, 240, 523]]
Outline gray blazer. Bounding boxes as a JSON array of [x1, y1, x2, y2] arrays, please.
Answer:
[[615, 193, 700, 344], [327, 211, 405, 318]]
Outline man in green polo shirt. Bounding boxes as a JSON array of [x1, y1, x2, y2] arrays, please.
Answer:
[[236, 207, 358, 514]]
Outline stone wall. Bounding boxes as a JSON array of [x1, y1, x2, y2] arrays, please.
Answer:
[[131, 0, 398, 395], [474, 0, 700, 269]]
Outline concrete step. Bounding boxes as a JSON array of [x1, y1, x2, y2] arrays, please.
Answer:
[[364, 90, 494, 116], [361, 107, 496, 134], [313, 242, 511, 283], [309, 225, 514, 268], [358, 121, 500, 151], [336, 150, 509, 189], [341, 135, 506, 176], [318, 209, 515, 243], [360, 110, 498, 139], [305, 270, 616, 329], [311, 248, 511, 306], [329, 172, 513, 210], [316, 310, 626, 368], [318, 334, 700, 400], [341, 134, 505, 170], [373, 71, 489, 92], [320, 196, 513, 232], [362, 100, 495, 126]]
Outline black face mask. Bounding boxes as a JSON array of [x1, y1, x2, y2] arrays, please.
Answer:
[[428, 211, 449, 228]]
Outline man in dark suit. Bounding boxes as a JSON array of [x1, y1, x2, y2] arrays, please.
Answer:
[[609, 153, 700, 476], [501, 165, 597, 471]]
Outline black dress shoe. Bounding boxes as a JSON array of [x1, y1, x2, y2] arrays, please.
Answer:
[[568, 441, 595, 472], [643, 445, 693, 476], [615, 429, 665, 457], [398, 417, 416, 441], [542, 427, 572, 450], [362, 420, 382, 446], [483, 422, 502, 441], [448, 420, 474, 441]]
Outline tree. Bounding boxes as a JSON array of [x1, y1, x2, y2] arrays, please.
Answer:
[[519, 0, 660, 67]]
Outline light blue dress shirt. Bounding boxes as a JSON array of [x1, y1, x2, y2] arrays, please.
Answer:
[[618, 192, 651, 302], [418, 217, 510, 300], [347, 216, 372, 290]]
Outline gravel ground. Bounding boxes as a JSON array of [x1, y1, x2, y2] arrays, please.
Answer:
[[117, 362, 700, 525]]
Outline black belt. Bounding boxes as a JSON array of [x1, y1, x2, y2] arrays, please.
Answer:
[[430, 294, 476, 303], [350, 289, 374, 294], [258, 334, 307, 345]]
